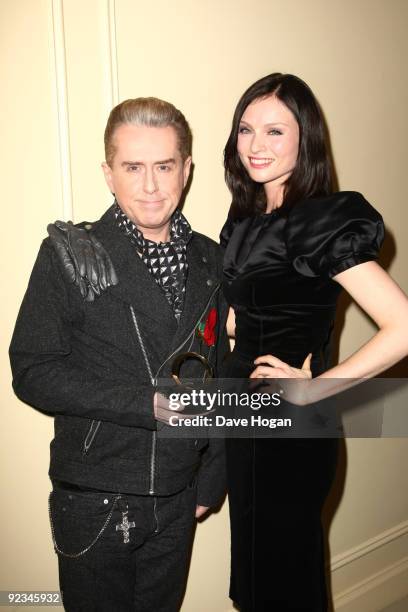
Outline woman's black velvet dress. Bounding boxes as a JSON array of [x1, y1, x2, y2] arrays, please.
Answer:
[[220, 191, 384, 612]]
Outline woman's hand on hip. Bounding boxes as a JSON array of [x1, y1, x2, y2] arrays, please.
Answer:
[[250, 353, 312, 379], [249, 354, 313, 406]]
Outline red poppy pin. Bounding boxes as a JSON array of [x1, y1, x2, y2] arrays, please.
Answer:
[[196, 307, 217, 347]]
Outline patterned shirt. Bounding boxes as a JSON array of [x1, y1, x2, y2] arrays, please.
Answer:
[[115, 202, 192, 320]]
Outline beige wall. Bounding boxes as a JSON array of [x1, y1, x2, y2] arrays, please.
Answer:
[[1, 1, 407, 610]]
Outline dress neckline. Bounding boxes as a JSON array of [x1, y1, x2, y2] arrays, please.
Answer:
[[259, 208, 280, 218]]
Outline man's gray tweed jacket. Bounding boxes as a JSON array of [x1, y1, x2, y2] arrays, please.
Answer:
[[9, 205, 229, 507]]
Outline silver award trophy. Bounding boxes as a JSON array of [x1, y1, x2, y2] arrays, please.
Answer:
[[171, 351, 213, 386]]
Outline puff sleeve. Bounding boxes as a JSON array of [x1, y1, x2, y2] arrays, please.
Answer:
[[286, 191, 385, 278]]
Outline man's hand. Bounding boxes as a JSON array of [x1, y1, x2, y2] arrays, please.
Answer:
[[154, 389, 216, 423], [154, 391, 181, 423], [195, 505, 209, 518], [47, 220, 118, 301]]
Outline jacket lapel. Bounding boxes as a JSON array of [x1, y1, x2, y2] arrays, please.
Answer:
[[93, 206, 177, 332], [92, 206, 219, 358], [170, 233, 220, 351]]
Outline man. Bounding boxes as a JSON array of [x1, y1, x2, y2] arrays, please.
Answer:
[[9, 97, 228, 612]]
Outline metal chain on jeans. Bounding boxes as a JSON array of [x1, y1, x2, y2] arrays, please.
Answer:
[[48, 491, 122, 558]]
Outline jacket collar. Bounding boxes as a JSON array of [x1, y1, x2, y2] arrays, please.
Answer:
[[93, 206, 174, 325], [92, 205, 220, 350]]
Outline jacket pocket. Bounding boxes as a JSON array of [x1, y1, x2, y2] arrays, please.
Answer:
[[82, 420, 102, 455]]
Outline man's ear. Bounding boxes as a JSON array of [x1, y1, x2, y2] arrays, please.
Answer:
[[101, 161, 114, 194], [183, 156, 192, 188]]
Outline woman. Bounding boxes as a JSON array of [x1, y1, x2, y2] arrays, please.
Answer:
[[220, 72, 408, 611]]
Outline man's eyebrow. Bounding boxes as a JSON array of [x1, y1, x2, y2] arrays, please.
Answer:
[[121, 159, 176, 166], [154, 158, 176, 165]]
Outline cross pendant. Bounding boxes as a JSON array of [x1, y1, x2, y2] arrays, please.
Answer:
[[115, 510, 136, 544]]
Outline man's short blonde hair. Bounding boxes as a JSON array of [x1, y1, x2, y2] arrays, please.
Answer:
[[104, 97, 192, 166]]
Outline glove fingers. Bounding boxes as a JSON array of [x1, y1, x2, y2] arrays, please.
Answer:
[[85, 282, 95, 302], [65, 223, 87, 279], [108, 259, 119, 286], [47, 223, 77, 284], [84, 246, 101, 299], [49, 220, 102, 303], [82, 243, 98, 289], [78, 276, 88, 299], [89, 234, 108, 290], [66, 221, 97, 283], [80, 272, 97, 301], [90, 233, 118, 289]]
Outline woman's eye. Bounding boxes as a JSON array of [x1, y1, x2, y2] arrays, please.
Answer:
[[238, 126, 250, 134], [268, 129, 283, 135]]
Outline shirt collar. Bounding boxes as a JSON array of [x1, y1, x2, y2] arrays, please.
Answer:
[[114, 201, 192, 250]]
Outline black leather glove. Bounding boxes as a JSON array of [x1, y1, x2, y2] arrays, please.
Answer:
[[47, 220, 118, 301]]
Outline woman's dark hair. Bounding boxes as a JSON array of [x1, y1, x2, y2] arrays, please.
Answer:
[[224, 73, 334, 219]]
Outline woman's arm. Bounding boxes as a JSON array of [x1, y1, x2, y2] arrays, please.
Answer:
[[251, 261, 408, 403], [227, 307, 236, 339], [321, 261, 408, 378], [302, 261, 408, 402]]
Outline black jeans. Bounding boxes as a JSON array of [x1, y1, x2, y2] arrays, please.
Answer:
[[49, 480, 197, 612]]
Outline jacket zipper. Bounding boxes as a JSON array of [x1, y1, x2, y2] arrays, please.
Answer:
[[129, 282, 220, 495], [82, 419, 102, 454], [129, 306, 157, 494], [149, 431, 157, 495]]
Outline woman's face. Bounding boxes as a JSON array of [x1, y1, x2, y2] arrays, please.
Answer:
[[237, 95, 299, 202]]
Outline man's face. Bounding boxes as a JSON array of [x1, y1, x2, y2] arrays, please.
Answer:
[[102, 123, 191, 242]]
